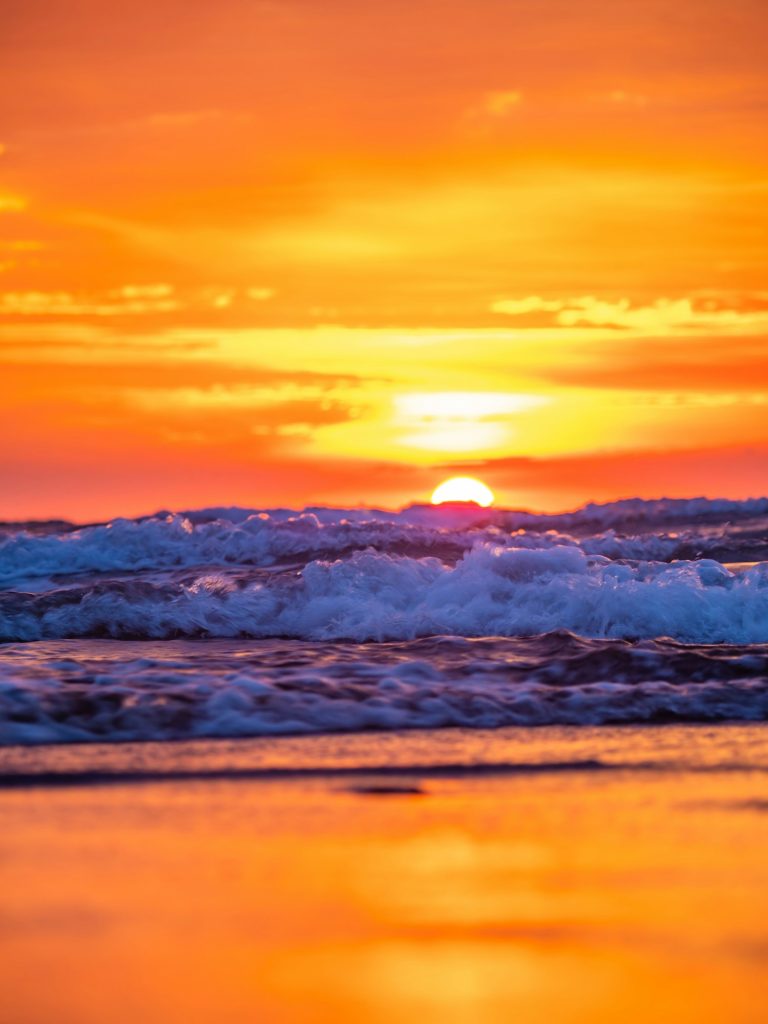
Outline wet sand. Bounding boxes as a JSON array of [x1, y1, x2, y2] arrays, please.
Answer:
[[2, 724, 767, 1023]]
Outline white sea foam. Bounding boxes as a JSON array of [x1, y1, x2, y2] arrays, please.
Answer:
[[2, 495, 767, 589], [2, 542, 768, 644], [1, 635, 766, 745]]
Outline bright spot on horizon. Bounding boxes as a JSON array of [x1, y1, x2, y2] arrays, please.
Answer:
[[431, 477, 495, 507]]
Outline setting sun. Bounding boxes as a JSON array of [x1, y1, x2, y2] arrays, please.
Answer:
[[431, 476, 495, 507]]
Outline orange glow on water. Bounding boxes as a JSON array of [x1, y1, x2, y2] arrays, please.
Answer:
[[1, 727, 768, 1023]]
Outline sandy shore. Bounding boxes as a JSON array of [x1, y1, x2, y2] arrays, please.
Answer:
[[2, 724, 767, 1023]]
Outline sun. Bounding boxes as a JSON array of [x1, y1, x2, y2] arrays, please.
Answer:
[[431, 476, 495, 507]]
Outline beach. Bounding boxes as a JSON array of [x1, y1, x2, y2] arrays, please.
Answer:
[[2, 723, 767, 1024]]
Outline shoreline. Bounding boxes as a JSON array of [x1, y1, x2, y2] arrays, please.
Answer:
[[2, 724, 768, 1023]]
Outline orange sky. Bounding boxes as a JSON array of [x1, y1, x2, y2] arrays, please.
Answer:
[[2, 0, 768, 519]]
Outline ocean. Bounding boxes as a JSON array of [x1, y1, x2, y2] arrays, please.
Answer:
[[2, 496, 767, 746]]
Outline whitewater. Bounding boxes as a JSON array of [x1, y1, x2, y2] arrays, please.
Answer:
[[2, 496, 768, 744]]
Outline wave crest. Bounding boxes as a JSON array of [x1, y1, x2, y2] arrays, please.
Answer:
[[2, 542, 768, 644]]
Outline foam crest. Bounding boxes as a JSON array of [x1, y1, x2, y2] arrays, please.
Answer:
[[2, 496, 767, 589], [2, 543, 768, 644]]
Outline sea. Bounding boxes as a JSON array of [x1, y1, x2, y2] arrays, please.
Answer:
[[1, 496, 768, 746]]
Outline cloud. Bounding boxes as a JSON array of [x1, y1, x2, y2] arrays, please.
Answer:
[[0, 194, 26, 212], [461, 90, 524, 132], [482, 90, 523, 116], [393, 390, 550, 455], [123, 383, 354, 415], [110, 283, 174, 299], [1, 359, 365, 395], [488, 294, 768, 394], [0, 284, 279, 318], [1, 358, 368, 477], [0, 289, 179, 316], [395, 391, 548, 418], [490, 296, 564, 316], [492, 293, 768, 334], [555, 296, 768, 332], [443, 445, 768, 508], [544, 335, 768, 391]]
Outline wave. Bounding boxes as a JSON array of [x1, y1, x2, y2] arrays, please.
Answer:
[[2, 634, 767, 745], [2, 543, 768, 644], [2, 496, 768, 590], [2, 497, 767, 744]]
